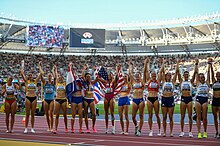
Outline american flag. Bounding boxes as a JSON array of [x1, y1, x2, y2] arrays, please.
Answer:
[[95, 66, 108, 89], [113, 67, 124, 96]]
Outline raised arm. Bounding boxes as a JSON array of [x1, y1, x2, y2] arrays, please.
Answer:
[[129, 62, 135, 85], [210, 61, 216, 83], [172, 59, 180, 84], [143, 58, 150, 83], [82, 64, 87, 81], [206, 62, 211, 86], [191, 59, 199, 85], [39, 61, 46, 85], [177, 60, 183, 84], [20, 68, 27, 83], [35, 61, 43, 83], [53, 64, 57, 85], [14, 74, 21, 90], [158, 58, 165, 83]]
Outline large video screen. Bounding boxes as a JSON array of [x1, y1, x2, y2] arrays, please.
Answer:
[[69, 28, 105, 48], [27, 25, 64, 48]]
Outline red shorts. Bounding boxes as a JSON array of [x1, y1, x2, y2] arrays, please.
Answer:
[[105, 93, 114, 102], [5, 99, 16, 106]]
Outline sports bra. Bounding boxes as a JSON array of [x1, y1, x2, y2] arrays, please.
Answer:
[[181, 81, 192, 93], [121, 84, 129, 92], [26, 80, 37, 91], [148, 80, 159, 92], [133, 82, 143, 89], [6, 83, 15, 97], [196, 83, 209, 97], [56, 82, 66, 94], [213, 81, 220, 92], [162, 82, 174, 92], [105, 82, 113, 94]]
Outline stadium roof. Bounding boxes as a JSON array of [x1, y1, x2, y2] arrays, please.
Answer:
[[0, 13, 220, 56]]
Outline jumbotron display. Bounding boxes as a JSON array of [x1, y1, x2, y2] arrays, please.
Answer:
[[27, 25, 64, 48], [69, 28, 105, 48]]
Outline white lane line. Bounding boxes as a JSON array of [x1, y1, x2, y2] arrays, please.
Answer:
[[0, 133, 206, 146]]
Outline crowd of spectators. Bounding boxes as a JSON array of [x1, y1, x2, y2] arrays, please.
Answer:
[[1, 52, 220, 79]]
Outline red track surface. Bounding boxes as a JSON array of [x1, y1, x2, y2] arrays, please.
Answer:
[[0, 113, 219, 146]]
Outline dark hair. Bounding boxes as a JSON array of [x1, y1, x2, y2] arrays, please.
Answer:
[[84, 72, 91, 78], [124, 73, 130, 82], [183, 71, 189, 74]]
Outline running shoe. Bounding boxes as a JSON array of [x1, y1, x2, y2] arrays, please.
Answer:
[[112, 126, 115, 135], [79, 129, 84, 134], [65, 128, 68, 133], [86, 129, 90, 133], [6, 130, 9, 133], [189, 132, 193, 138], [136, 130, 141, 136], [120, 131, 125, 135], [163, 133, 166, 137], [203, 132, 207, 138], [53, 130, 57, 134], [31, 128, 35, 133], [198, 132, 202, 139], [157, 129, 161, 136], [71, 129, 74, 133], [24, 128, 28, 134], [149, 130, 153, 136], [170, 133, 174, 137], [124, 132, 129, 135], [105, 128, 108, 134], [135, 125, 138, 135], [179, 132, 184, 137], [92, 127, 97, 133]]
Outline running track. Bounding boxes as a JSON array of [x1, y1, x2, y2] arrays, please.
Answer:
[[0, 113, 219, 146]]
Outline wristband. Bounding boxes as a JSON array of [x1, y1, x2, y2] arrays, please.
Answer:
[[207, 62, 212, 65], [195, 63, 198, 65]]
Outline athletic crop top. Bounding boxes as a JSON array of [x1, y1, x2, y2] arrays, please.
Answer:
[[56, 82, 66, 94], [26, 80, 37, 96], [148, 80, 159, 92], [133, 82, 143, 89], [121, 84, 129, 92], [181, 81, 192, 95], [196, 83, 209, 97], [6, 83, 15, 97], [213, 81, 220, 92], [105, 82, 113, 94], [44, 81, 55, 100], [162, 82, 174, 92]]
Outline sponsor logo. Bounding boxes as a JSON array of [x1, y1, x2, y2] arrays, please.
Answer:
[[81, 32, 94, 44], [83, 32, 92, 38]]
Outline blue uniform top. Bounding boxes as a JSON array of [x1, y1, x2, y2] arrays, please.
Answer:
[[44, 81, 56, 100]]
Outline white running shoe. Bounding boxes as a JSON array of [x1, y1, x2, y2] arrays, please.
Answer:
[[189, 132, 193, 138], [136, 130, 141, 136], [135, 126, 138, 134], [124, 132, 129, 135], [149, 130, 153, 136], [120, 131, 125, 135], [157, 129, 161, 136], [105, 128, 108, 134], [31, 128, 35, 133], [24, 128, 28, 134], [179, 132, 184, 137], [112, 126, 115, 135]]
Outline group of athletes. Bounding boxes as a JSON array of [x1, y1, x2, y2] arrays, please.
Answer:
[[1, 57, 220, 139]]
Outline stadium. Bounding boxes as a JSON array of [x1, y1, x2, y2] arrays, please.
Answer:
[[0, 1, 220, 146]]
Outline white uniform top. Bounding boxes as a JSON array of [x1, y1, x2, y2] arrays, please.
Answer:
[[180, 81, 192, 96], [162, 82, 174, 95], [196, 83, 209, 97]]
